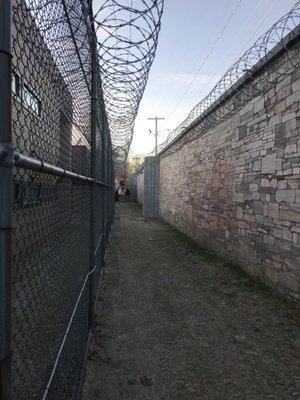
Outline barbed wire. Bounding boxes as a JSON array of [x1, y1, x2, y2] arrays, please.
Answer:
[[149, 1, 300, 157], [93, 0, 164, 166]]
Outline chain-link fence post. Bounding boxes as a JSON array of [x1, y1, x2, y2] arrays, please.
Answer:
[[108, 141, 113, 227], [101, 116, 107, 254], [105, 138, 108, 237], [107, 157, 109, 231], [108, 138, 111, 229], [89, 18, 98, 327], [0, 1, 12, 399]]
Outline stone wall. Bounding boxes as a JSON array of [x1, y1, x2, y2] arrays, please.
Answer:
[[158, 36, 300, 299]]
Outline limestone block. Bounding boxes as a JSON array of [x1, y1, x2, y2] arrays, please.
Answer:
[[292, 79, 300, 93], [286, 92, 299, 108], [262, 153, 276, 173], [275, 122, 286, 146], [279, 209, 300, 223], [282, 229, 293, 242], [249, 183, 258, 191], [253, 160, 261, 171], [253, 98, 264, 113], [238, 125, 247, 140], [252, 192, 260, 200], [296, 189, 300, 203], [276, 190, 295, 203], [269, 203, 279, 219], [285, 143, 297, 155]]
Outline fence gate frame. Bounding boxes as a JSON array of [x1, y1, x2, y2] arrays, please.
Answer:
[[0, 1, 13, 399]]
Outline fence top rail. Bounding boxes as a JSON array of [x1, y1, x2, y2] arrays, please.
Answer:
[[0, 144, 111, 188]]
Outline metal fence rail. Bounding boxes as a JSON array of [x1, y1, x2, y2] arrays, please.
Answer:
[[0, 1, 114, 399]]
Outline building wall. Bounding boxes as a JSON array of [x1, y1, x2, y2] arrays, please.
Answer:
[[159, 39, 300, 299], [136, 172, 144, 205], [11, 0, 75, 235], [12, 0, 73, 169]]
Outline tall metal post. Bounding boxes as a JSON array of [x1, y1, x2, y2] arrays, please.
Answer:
[[147, 116, 165, 156], [102, 125, 107, 243], [100, 113, 105, 263], [108, 143, 112, 227], [0, 1, 13, 399], [89, 13, 98, 327], [106, 142, 110, 234]]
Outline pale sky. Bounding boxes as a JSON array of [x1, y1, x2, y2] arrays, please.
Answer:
[[130, 0, 296, 157]]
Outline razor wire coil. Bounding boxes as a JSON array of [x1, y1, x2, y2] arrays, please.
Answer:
[[93, 0, 164, 166]]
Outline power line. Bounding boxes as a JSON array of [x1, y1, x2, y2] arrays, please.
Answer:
[[153, 0, 234, 115], [175, 0, 280, 125], [162, 0, 243, 128], [148, 116, 165, 156], [154, 1, 300, 155]]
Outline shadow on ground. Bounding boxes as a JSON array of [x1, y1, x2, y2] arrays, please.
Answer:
[[82, 203, 299, 400]]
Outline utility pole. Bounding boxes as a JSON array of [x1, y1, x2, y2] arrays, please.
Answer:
[[148, 116, 165, 156]]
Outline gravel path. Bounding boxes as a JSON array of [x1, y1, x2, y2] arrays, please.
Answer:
[[83, 202, 299, 400]]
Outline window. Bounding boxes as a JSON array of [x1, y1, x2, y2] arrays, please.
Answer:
[[11, 73, 42, 116], [12, 72, 20, 96], [14, 180, 42, 209], [14, 181, 22, 208], [23, 84, 41, 116]]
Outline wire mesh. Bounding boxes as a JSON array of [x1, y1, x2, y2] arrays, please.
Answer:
[[6, 0, 114, 399]]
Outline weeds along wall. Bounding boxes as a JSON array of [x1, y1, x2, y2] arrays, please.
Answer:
[[0, 1, 114, 399], [158, 31, 300, 300]]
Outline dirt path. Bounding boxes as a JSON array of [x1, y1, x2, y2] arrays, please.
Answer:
[[83, 203, 299, 400]]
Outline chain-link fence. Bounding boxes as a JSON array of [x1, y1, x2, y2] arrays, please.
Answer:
[[0, 1, 114, 399]]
